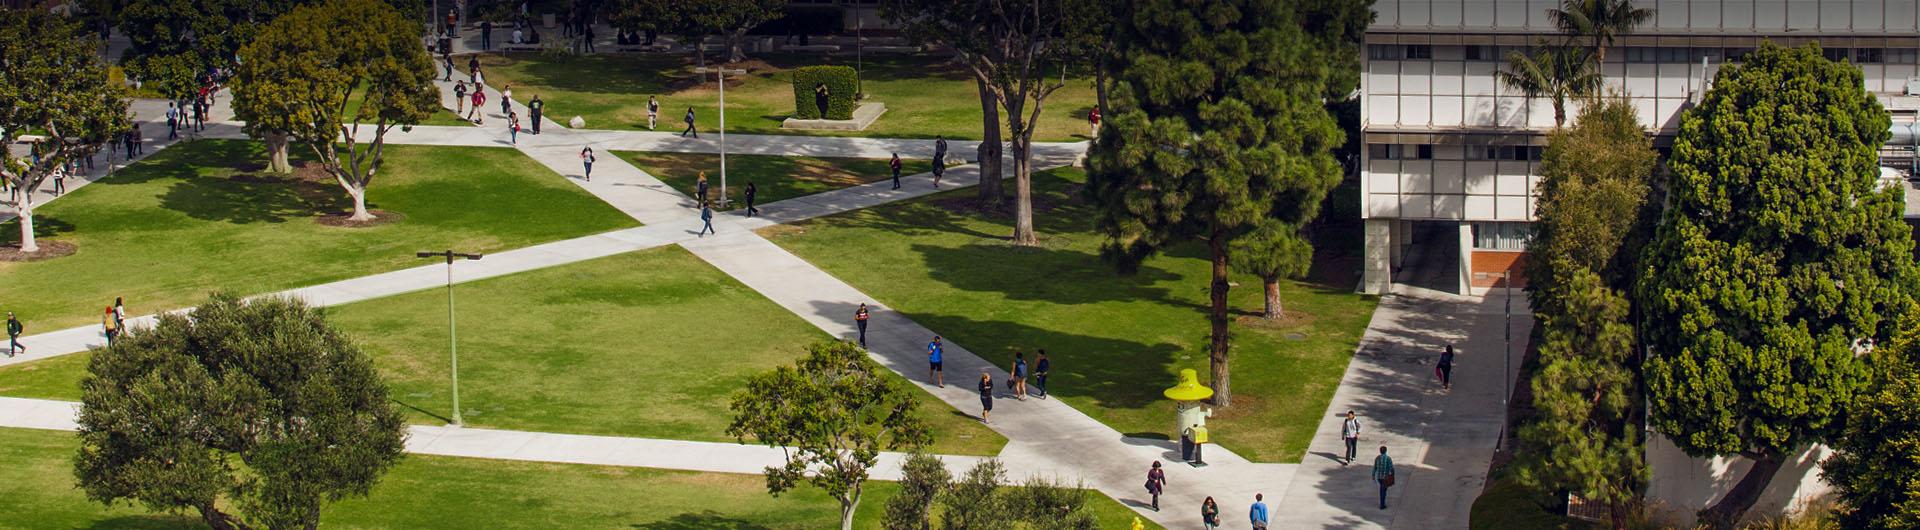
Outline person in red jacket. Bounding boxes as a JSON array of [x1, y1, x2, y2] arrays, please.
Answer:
[[1088, 106, 1102, 138]]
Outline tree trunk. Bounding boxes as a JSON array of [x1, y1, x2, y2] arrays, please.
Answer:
[[1011, 140, 1035, 245], [1608, 501, 1630, 530], [265, 131, 292, 174], [693, 34, 708, 68], [1093, 50, 1111, 117], [1552, 100, 1566, 128], [196, 503, 248, 530], [1698, 451, 1784, 529], [1208, 231, 1233, 407], [727, 28, 748, 63], [1262, 279, 1282, 320], [346, 183, 374, 221], [15, 199, 37, 253], [839, 492, 860, 530], [974, 75, 1003, 205]]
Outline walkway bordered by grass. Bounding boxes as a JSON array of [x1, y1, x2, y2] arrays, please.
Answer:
[[0, 426, 1152, 529], [760, 167, 1378, 462], [476, 52, 1098, 141], [0, 139, 637, 330], [619, 151, 932, 211]]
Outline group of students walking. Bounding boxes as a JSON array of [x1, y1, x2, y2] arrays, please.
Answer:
[[0, 297, 127, 359]]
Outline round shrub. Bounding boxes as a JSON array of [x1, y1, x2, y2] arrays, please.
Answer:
[[791, 65, 857, 120]]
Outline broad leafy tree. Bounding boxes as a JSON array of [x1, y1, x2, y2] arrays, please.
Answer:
[[1496, 45, 1602, 127], [0, 12, 131, 253], [73, 293, 407, 530], [119, 0, 293, 101], [728, 341, 933, 530], [1084, 0, 1369, 406], [611, 0, 785, 66], [1228, 220, 1313, 320], [1526, 95, 1657, 315], [1823, 318, 1920, 530], [939, 459, 1010, 530], [881, 0, 1005, 203], [231, 0, 437, 221], [1548, 0, 1653, 65], [1513, 269, 1645, 530], [1636, 42, 1918, 527], [882, 453, 951, 530]]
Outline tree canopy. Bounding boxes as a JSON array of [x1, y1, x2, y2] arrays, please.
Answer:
[[73, 293, 407, 530], [1083, 0, 1369, 406], [728, 340, 932, 530], [0, 11, 130, 253], [231, 0, 438, 221], [1636, 42, 1917, 526], [1525, 94, 1657, 315], [1823, 317, 1920, 530]]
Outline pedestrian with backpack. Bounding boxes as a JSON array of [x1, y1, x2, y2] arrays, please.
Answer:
[[889, 152, 902, 190], [1373, 445, 1396, 510], [580, 147, 595, 181]]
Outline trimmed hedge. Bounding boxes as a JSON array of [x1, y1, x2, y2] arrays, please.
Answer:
[[791, 65, 857, 120]]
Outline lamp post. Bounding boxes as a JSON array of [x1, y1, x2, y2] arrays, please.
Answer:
[[694, 66, 746, 208], [1497, 269, 1513, 451], [418, 249, 482, 426]]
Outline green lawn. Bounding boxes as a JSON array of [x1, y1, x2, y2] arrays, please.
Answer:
[[475, 52, 1098, 141], [0, 427, 1154, 530], [620, 151, 933, 210], [0, 139, 636, 330], [0, 246, 1005, 456], [760, 167, 1378, 462], [344, 81, 474, 127]]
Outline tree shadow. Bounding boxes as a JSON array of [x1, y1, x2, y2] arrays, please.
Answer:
[[158, 174, 342, 224], [78, 514, 202, 529], [629, 511, 774, 530], [910, 242, 1192, 309], [0, 215, 77, 244]]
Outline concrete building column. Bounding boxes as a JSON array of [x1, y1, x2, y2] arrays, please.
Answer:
[[1363, 219, 1392, 295], [1457, 222, 1475, 295], [1390, 219, 1408, 270]]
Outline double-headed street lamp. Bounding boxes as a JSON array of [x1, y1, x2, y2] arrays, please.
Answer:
[[418, 249, 483, 426], [695, 66, 747, 208]]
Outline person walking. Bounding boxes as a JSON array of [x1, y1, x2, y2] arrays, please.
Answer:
[[528, 95, 544, 134], [977, 372, 994, 424], [697, 201, 716, 237], [113, 297, 126, 332], [580, 147, 595, 181], [927, 336, 945, 387], [647, 96, 659, 130], [1437, 344, 1456, 390], [1033, 350, 1050, 398], [130, 123, 142, 155], [102, 307, 119, 346], [1144, 461, 1166, 511], [442, 52, 455, 81], [743, 182, 759, 217], [1011, 351, 1028, 400], [1248, 493, 1269, 530], [1342, 410, 1362, 465], [888, 152, 902, 189], [1372, 446, 1396, 510], [507, 110, 520, 145], [481, 20, 493, 50], [467, 55, 481, 81], [455, 81, 469, 116], [499, 84, 513, 116], [854, 303, 869, 347], [166, 102, 179, 140], [695, 171, 709, 204], [1200, 496, 1221, 530], [1087, 106, 1102, 138], [6, 312, 24, 357], [932, 136, 947, 187], [681, 107, 697, 138], [469, 89, 487, 124], [583, 24, 596, 53]]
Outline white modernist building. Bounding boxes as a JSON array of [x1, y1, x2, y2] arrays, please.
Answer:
[[1359, 0, 1920, 296]]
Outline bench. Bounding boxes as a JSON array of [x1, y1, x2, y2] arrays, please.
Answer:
[[863, 45, 922, 53], [784, 44, 842, 53]]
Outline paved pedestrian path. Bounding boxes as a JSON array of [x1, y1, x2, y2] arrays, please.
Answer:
[[2, 96, 240, 224], [1272, 289, 1530, 530]]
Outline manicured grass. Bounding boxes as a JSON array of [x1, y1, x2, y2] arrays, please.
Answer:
[[761, 167, 1378, 462], [343, 82, 474, 127], [0, 427, 1154, 529], [0, 139, 636, 330], [0, 247, 1005, 456], [1469, 478, 1598, 530], [619, 151, 933, 210], [476, 52, 1099, 141]]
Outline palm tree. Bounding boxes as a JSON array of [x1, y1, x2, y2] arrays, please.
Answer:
[[1496, 46, 1603, 127], [1548, 0, 1654, 65]]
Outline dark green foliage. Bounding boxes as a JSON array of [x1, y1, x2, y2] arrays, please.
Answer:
[[1513, 269, 1644, 529], [792, 65, 858, 120], [607, 0, 786, 65], [1636, 42, 1918, 524], [728, 340, 933, 530], [939, 460, 1010, 530], [1526, 95, 1658, 316], [1006, 477, 1098, 530], [1229, 220, 1315, 319], [1083, 0, 1370, 405], [1823, 321, 1920, 530], [0, 12, 131, 252], [72, 293, 407, 530], [119, 0, 290, 101], [883, 453, 950, 530]]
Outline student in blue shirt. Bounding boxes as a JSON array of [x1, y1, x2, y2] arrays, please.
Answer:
[[1249, 493, 1269, 529], [1012, 351, 1028, 400], [927, 336, 944, 387]]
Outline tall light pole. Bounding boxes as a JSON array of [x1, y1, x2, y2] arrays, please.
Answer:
[[695, 67, 746, 207], [1497, 269, 1513, 451], [418, 249, 482, 426]]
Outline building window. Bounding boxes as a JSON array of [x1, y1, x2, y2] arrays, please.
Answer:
[[1889, 48, 1919, 65], [1478, 145, 1543, 161], [1465, 45, 1495, 61], [1656, 47, 1687, 62], [1855, 48, 1885, 64], [1823, 47, 1851, 63], [1368, 144, 1432, 160], [1724, 47, 1755, 62], [1404, 45, 1432, 59], [1368, 44, 1401, 60], [1624, 47, 1655, 63], [1472, 222, 1530, 251]]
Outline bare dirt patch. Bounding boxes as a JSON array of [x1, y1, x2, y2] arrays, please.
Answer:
[[316, 209, 406, 228], [0, 240, 77, 262], [1235, 311, 1318, 331]]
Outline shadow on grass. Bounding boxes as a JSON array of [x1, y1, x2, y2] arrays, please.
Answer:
[[630, 511, 774, 530], [159, 174, 344, 224], [79, 515, 202, 530], [0, 216, 77, 245], [392, 398, 453, 424]]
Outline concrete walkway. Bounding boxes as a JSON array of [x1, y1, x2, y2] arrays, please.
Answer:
[[1273, 289, 1530, 530], [2, 96, 241, 224]]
